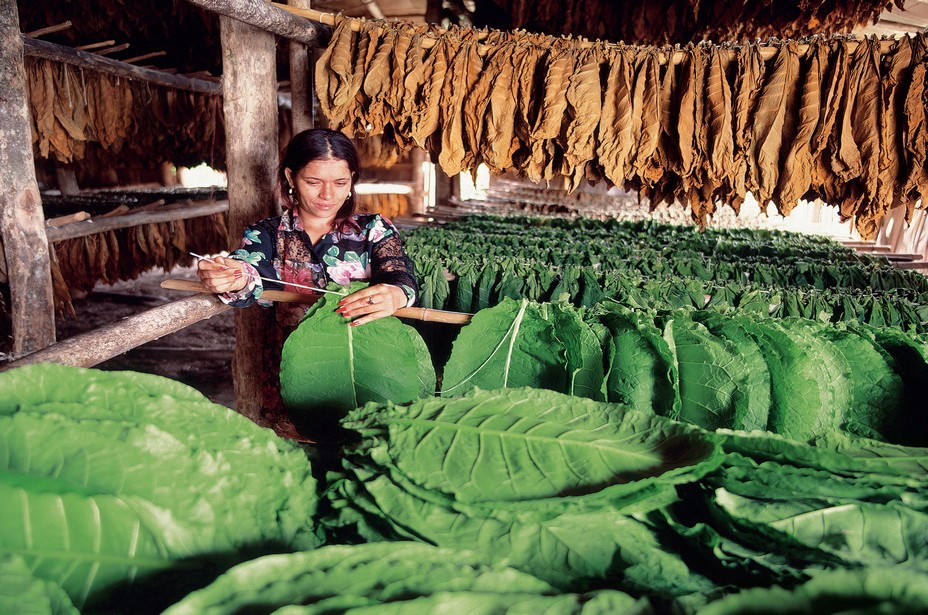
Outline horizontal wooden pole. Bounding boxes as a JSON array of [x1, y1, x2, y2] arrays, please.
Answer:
[[275, 4, 901, 65], [184, 0, 329, 46], [896, 261, 928, 269], [46, 200, 229, 242], [161, 278, 474, 324], [25, 21, 73, 38], [1, 294, 231, 369], [23, 36, 221, 95]]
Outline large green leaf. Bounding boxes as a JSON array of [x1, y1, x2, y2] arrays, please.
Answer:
[[0, 555, 78, 615], [280, 282, 436, 418], [697, 567, 928, 614], [0, 364, 319, 609], [660, 312, 752, 431], [344, 387, 721, 503], [548, 303, 606, 400], [691, 311, 770, 431], [740, 318, 849, 439], [440, 299, 568, 396], [162, 542, 555, 615], [597, 307, 678, 415]]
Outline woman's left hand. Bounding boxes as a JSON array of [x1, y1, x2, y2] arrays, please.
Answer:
[[336, 284, 408, 326]]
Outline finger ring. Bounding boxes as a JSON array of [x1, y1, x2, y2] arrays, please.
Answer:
[[368, 297, 375, 305]]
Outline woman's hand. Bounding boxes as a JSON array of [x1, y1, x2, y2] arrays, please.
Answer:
[[336, 284, 408, 326], [197, 256, 248, 293]]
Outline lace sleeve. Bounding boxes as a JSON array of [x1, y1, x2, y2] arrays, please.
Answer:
[[371, 233, 419, 305]]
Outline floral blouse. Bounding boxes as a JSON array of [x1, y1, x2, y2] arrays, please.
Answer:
[[221, 210, 418, 325]]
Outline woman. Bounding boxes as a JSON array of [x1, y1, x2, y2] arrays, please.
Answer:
[[198, 128, 418, 436]]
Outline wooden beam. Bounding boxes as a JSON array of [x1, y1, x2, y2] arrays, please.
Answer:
[[220, 13, 280, 423], [0, 0, 56, 356], [23, 36, 221, 95], [122, 50, 167, 64], [76, 39, 116, 51], [45, 200, 229, 242], [93, 42, 130, 56], [288, 0, 313, 134], [1, 294, 231, 369], [25, 20, 72, 38], [183, 0, 329, 46]]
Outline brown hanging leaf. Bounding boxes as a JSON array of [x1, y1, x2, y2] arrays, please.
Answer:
[[439, 41, 483, 176], [703, 46, 734, 196], [748, 42, 800, 207], [410, 37, 450, 148], [562, 46, 603, 189], [597, 46, 634, 186], [776, 40, 824, 213]]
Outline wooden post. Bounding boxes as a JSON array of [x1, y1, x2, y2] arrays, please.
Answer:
[[220, 14, 280, 423], [55, 163, 81, 195], [288, 0, 314, 133], [0, 0, 56, 356]]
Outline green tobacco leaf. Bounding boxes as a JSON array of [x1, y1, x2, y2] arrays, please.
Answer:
[[597, 307, 677, 415], [162, 542, 554, 615], [660, 312, 751, 431], [0, 555, 78, 615], [330, 469, 714, 595], [691, 311, 770, 431], [345, 388, 721, 503], [440, 299, 568, 396], [712, 488, 928, 568], [812, 322, 904, 441], [280, 282, 436, 418], [697, 567, 928, 614], [548, 303, 606, 400], [0, 364, 319, 609], [740, 317, 849, 440]]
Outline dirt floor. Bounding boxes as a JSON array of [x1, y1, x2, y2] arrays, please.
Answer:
[[56, 265, 238, 410]]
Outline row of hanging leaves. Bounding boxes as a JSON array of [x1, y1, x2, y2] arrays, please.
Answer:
[[316, 18, 928, 238], [50, 214, 228, 316], [26, 58, 226, 171]]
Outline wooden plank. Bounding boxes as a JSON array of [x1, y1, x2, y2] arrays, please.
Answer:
[[896, 261, 928, 269], [185, 0, 329, 46], [221, 13, 280, 422], [288, 0, 314, 133], [45, 200, 229, 242], [0, 0, 56, 356], [23, 36, 221, 95], [0, 294, 231, 369]]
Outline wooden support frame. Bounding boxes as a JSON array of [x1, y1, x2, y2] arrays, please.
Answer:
[[288, 0, 314, 133], [220, 13, 280, 421], [1, 294, 231, 369], [45, 200, 229, 243], [0, 0, 56, 356], [23, 36, 221, 95]]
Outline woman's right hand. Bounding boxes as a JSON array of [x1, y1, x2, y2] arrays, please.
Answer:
[[197, 256, 248, 293]]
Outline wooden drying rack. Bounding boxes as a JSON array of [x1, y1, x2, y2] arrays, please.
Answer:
[[270, 2, 905, 64]]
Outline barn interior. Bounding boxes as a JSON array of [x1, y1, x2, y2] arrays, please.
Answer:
[[3, 0, 928, 611]]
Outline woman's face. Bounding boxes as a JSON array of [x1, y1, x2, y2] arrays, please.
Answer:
[[286, 157, 353, 224]]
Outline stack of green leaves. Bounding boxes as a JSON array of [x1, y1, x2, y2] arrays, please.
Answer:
[[435, 298, 928, 446], [280, 281, 435, 422], [161, 542, 652, 614], [325, 387, 724, 596], [0, 364, 320, 611], [325, 388, 928, 612]]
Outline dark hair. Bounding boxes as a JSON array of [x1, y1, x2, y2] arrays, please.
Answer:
[[278, 128, 361, 222]]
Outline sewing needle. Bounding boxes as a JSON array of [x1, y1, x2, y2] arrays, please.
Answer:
[[189, 252, 348, 296]]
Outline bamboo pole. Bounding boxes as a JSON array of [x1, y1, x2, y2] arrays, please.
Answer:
[[122, 50, 167, 64], [271, 2, 904, 64], [23, 36, 221, 95], [161, 279, 475, 324], [93, 42, 130, 56], [77, 40, 116, 51], [1, 294, 231, 370]]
